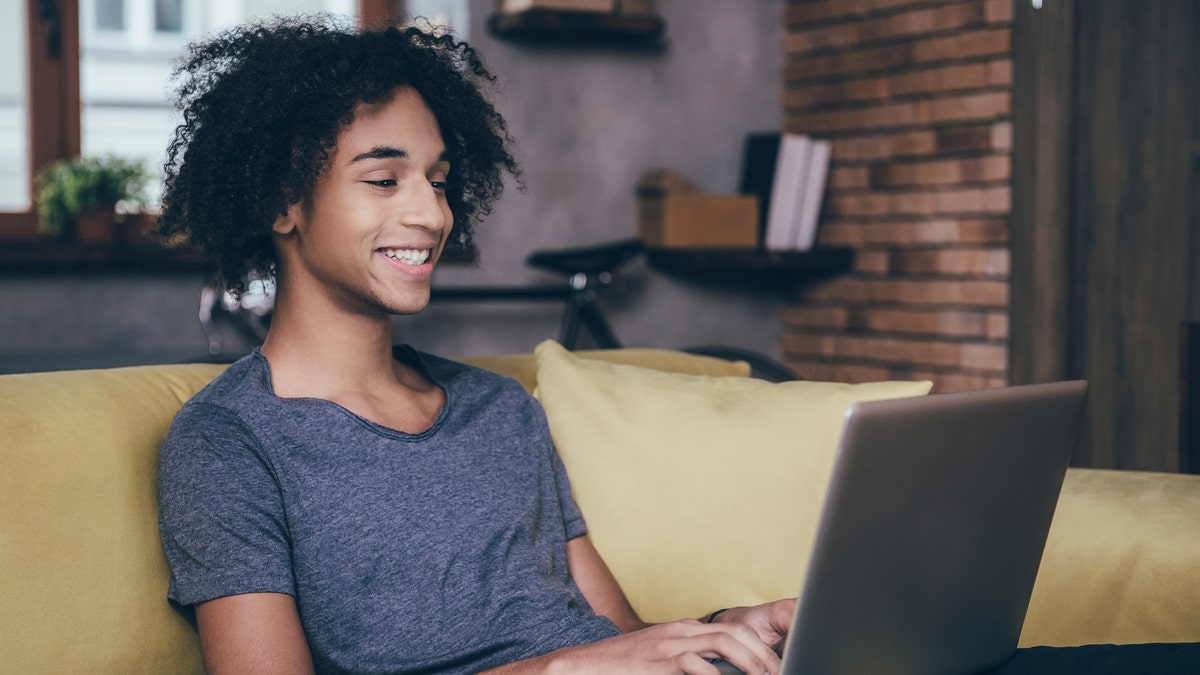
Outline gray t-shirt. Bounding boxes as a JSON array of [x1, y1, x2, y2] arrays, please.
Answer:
[[158, 347, 619, 674]]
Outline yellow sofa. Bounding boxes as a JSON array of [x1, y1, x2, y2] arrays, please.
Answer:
[[2, 348, 1198, 673]]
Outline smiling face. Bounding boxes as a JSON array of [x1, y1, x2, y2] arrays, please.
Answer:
[[272, 86, 453, 318]]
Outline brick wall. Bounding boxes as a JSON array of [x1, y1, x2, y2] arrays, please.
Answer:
[[781, 0, 1013, 392]]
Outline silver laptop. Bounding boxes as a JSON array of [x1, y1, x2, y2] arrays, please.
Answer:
[[718, 380, 1088, 675]]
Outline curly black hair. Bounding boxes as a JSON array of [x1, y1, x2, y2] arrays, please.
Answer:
[[157, 16, 519, 295]]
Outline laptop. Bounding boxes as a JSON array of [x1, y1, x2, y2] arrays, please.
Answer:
[[717, 380, 1089, 675]]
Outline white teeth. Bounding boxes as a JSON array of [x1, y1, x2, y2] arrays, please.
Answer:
[[381, 248, 430, 265]]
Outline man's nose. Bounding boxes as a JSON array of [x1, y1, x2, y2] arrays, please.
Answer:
[[405, 181, 449, 232]]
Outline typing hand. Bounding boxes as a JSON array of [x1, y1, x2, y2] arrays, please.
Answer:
[[707, 599, 797, 653], [552, 618, 781, 675]]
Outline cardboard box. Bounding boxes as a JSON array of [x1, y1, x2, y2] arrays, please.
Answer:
[[638, 193, 759, 249]]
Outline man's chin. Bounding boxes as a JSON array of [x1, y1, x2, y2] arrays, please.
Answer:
[[380, 294, 432, 317]]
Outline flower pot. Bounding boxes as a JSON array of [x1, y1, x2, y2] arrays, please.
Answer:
[[76, 207, 117, 244]]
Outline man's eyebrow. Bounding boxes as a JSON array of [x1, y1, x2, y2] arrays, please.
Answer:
[[351, 146, 408, 163], [350, 146, 451, 164]]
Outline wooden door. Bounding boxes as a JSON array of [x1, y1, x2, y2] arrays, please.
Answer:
[[1012, 0, 1200, 471]]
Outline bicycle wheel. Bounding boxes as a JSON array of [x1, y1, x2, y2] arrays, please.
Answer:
[[681, 345, 799, 382]]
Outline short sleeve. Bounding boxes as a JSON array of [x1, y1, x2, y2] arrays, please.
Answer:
[[157, 402, 296, 606], [549, 442, 588, 541]]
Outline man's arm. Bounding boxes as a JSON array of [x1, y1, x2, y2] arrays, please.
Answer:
[[567, 535, 795, 648], [565, 535, 649, 632], [478, 536, 789, 674], [194, 592, 315, 675]]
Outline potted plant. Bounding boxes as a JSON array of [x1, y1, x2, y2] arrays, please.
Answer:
[[34, 155, 150, 244]]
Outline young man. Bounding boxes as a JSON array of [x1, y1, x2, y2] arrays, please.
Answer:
[[156, 18, 792, 675]]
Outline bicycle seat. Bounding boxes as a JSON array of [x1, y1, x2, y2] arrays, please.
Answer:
[[525, 238, 645, 277]]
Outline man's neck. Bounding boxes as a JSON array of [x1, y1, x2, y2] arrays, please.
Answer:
[[259, 287, 407, 400]]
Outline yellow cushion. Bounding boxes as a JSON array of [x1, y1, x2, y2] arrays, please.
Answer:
[[533, 340, 932, 623], [0, 364, 225, 675], [1020, 467, 1200, 647], [460, 348, 752, 393]]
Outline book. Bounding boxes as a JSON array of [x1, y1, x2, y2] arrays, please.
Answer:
[[738, 132, 781, 244], [792, 138, 831, 251], [755, 132, 830, 251], [763, 133, 812, 251]]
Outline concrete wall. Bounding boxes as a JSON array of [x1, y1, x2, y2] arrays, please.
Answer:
[[0, 0, 783, 373], [398, 0, 785, 358]]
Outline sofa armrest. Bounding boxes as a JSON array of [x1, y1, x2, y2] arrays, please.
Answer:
[[1020, 468, 1200, 647]]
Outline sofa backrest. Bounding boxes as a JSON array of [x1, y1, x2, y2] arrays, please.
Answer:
[[1, 364, 226, 674]]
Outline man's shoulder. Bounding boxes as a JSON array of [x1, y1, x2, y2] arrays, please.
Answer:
[[174, 352, 272, 423]]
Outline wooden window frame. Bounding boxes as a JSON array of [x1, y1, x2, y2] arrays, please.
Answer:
[[0, 0, 81, 239]]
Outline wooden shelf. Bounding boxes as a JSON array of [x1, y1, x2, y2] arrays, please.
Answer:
[[488, 9, 665, 46], [645, 246, 855, 285]]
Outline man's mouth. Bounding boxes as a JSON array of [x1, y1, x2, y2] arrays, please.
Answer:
[[379, 248, 431, 266]]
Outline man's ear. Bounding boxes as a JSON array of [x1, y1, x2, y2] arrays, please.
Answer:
[[272, 202, 302, 235]]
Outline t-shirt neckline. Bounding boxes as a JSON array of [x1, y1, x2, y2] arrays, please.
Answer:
[[250, 345, 450, 440]]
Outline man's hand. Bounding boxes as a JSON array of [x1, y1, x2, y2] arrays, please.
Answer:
[[541, 618, 782, 675], [707, 599, 797, 653]]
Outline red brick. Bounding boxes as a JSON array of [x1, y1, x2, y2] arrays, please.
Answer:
[[844, 307, 991, 337], [887, 247, 1010, 276], [985, 311, 1009, 340], [784, 42, 915, 82], [853, 249, 892, 274], [960, 342, 1007, 371], [785, 60, 1013, 109], [784, 28, 1012, 82], [787, 92, 1011, 134], [859, 2, 989, 44], [962, 153, 1011, 181], [783, 333, 1002, 372], [827, 165, 872, 189], [911, 27, 1012, 63], [797, 277, 1009, 307], [888, 60, 1011, 97], [831, 130, 939, 161], [870, 155, 1011, 188], [827, 123, 1009, 161], [786, 1, 999, 56], [825, 186, 1011, 218], [985, 0, 1015, 23], [785, 78, 889, 108], [817, 219, 1009, 246], [936, 125, 995, 153], [991, 121, 1013, 150]]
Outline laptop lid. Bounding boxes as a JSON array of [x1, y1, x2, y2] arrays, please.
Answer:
[[775, 380, 1089, 675]]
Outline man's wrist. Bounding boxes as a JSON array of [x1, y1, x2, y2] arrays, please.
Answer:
[[704, 608, 731, 624]]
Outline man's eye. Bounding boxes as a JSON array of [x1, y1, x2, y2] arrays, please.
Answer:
[[430, 180, 447, 191], [366, 179, 396, 188]]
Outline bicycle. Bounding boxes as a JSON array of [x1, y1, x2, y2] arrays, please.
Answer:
[[199, 238, 797, 382]]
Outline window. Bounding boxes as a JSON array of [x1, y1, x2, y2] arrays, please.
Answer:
[[0, 1, 31, 212], [0, 0, 404, 245]]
